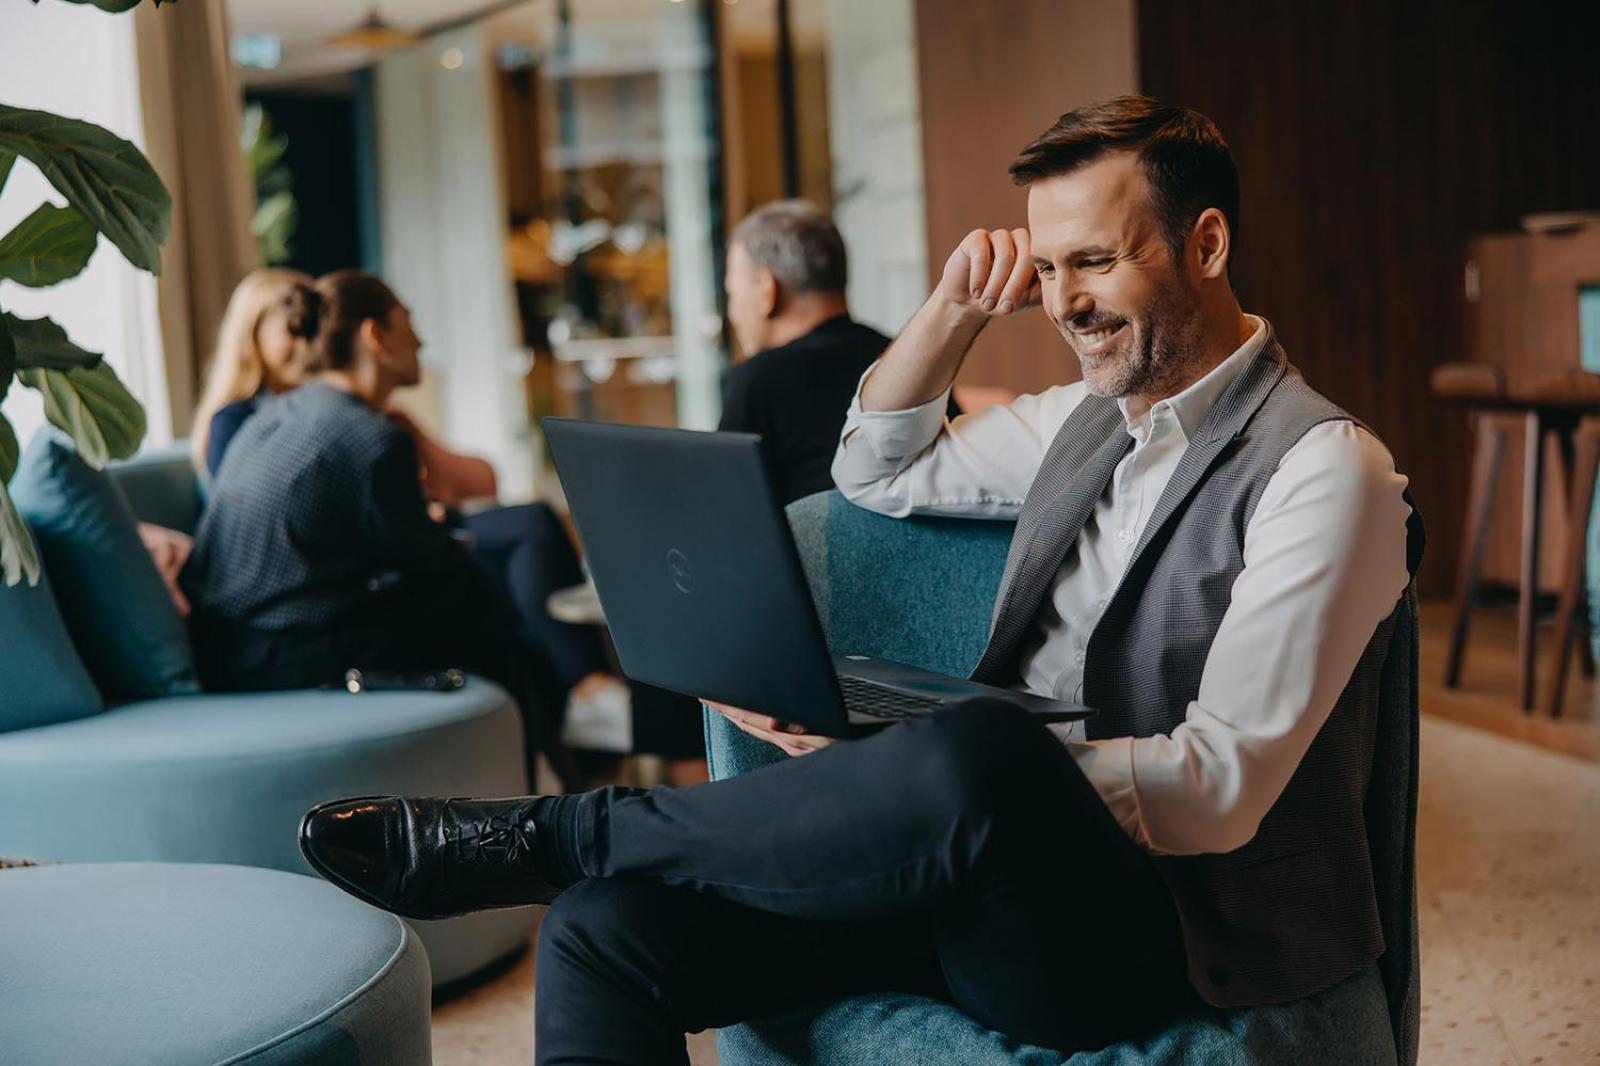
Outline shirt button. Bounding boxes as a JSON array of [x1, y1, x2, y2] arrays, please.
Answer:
[[1096, 599, 1109, 610], [1074, 652, 1085, 665], [1117, 530, 1132, 544]]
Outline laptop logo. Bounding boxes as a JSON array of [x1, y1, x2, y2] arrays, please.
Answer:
[[667, 548, 694, 594]]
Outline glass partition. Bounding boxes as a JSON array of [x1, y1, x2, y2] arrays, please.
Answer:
[[489, 0, 726, 430]]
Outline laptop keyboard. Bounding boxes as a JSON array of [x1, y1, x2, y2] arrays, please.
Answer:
[[836, 674, 942, 720]]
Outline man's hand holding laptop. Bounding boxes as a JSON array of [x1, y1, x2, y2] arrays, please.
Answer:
[[705, 701, 836, 758]]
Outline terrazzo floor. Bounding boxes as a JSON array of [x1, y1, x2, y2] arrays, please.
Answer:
[[433, 701, 1600, 1065]]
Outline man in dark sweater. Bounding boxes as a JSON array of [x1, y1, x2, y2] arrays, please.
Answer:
[[719, 200, 955, 505]]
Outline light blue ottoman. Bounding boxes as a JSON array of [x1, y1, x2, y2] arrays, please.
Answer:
[[0, 862, 431, 1065], [0, 682, 538, 987]]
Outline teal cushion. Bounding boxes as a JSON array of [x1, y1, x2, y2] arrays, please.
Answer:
[[108, 443, 205, 535], [718, 967, 1396, 1065], [0, 565, 102, 732], [0, 862, 431, 1064], [8, 431, 198, 701]]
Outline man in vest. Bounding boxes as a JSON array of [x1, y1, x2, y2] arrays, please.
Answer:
[[299, 96, 1417, 1062]]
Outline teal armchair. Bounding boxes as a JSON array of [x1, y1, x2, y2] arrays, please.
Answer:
[[704, 491, 1419, 1066]]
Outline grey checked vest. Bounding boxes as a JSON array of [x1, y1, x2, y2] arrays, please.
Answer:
[[971, 331, 1422, 1009]]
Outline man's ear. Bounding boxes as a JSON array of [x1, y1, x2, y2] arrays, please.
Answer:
[[1191, 207, 1231, 281], [758, 269, 781, 318]]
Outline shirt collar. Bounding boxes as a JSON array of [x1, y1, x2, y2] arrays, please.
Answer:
[[1116, 314, 1269, 443]]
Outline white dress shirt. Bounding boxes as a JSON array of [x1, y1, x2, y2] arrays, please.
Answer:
[[831, 316, 1412, 856]]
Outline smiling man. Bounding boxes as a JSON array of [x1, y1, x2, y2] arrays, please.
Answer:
[[298, 97, 1420, 1063]]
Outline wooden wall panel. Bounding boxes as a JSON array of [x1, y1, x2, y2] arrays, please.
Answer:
[[913, 0, 1138, 396], [1137, 0, 1600, 596]]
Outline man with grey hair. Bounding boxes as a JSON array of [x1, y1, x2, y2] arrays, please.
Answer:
[[721, 199, 954, 504]]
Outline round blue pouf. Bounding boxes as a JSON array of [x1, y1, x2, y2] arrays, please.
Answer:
[[0, 863, 431, 1065]]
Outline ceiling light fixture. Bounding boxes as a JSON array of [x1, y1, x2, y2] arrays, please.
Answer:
[[328, 5, 422, 51]]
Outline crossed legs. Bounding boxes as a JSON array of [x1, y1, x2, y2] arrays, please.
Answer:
[[532, 700, 1192, 1063]]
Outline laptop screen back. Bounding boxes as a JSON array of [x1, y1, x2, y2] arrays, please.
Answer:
[[543, 419, 845, 726]]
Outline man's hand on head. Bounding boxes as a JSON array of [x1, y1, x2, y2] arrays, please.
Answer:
[[704, 700, 836, 758], [859, 225, 1043, 413], [939, 227, 1044, 319]]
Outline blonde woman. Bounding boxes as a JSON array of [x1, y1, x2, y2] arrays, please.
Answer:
[[191, 268, 311, 476]]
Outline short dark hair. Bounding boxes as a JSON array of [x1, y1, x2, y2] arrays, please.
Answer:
[[1009, 95, 1239, 265], [730, 199, 848, 296]]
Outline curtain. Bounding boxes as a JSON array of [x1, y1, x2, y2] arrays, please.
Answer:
[[133, 0, 258, 441]]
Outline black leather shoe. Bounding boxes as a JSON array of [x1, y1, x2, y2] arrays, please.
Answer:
[[298, 796, 564, 920]]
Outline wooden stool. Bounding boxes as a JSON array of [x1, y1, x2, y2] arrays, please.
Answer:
[[1435, 364, 1600, 712], [1435, 364, 1510, 695], [1525, 371, 1600, 717]]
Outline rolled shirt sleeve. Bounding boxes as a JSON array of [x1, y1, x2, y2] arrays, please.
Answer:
[[831, 361, 1088, 519], [1064, 421, 1413, 855]]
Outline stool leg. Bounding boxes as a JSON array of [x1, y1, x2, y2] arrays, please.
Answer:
[[1548, 424, 1600, 717], [1519, 411, 1547, 712], [1446, 414, 1508, 688], [1581, 608, 1596, 679]]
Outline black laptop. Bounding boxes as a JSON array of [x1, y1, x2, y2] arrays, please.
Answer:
[[542, 418, 1093, 737]]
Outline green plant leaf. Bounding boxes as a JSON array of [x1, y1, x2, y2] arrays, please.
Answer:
[[37, 1, 181, 11], [18, 363, 145, 468], [2, 312, 103, 371], [0, 104, 171, 275], [0, 203, 97, 287], [0, 151, 15, 195], [0, 483, 40, 587], [50, 0, 149, 10], [0, 414, 18, 484], [252, 190, 297, 265], [0, 311, 13, 408]]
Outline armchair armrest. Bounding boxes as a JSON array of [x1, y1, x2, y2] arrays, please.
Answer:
[[702, 704, 788, 781]]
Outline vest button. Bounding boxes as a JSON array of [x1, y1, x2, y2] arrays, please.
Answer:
[[1207, 964, 1231, 988]]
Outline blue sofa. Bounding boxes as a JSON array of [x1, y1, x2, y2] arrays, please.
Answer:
[[705, 491, 1420, 1065], [1, 862, 432, 1064], [0, 445, 538, 988]]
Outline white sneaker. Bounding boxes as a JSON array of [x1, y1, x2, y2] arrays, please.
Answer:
[[562, 678, 633, 753]]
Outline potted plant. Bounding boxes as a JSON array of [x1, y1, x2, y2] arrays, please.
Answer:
[[1, 0, 176, 584]]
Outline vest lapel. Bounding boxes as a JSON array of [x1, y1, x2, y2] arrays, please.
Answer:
[[1125, 341, 1288, 571], [970, 396, 1127, 684], [969, 335, 1290, 688]]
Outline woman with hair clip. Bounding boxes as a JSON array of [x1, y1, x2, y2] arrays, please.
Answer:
[[180, 270, 586, 785], [196, 271, 510, 503], [191, 271, 706, 780]]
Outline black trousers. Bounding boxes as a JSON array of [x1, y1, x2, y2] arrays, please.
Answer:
[[534, 700, 1193, 1065], [190, 569, 570, 786], [459, 503, 607, 690], [461, 503, 706, 759]]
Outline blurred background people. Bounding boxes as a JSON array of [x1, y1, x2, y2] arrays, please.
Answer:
[[181, 271, 582, 784], [191, 267, 310, 477], [719, 200, 963, 505]]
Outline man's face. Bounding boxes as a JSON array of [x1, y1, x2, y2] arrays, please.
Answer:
[[724, 240, 773, 356], [1027, 152, 1203, 400]]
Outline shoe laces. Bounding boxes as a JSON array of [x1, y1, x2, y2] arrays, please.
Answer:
[[443, 805, 536, 865]]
